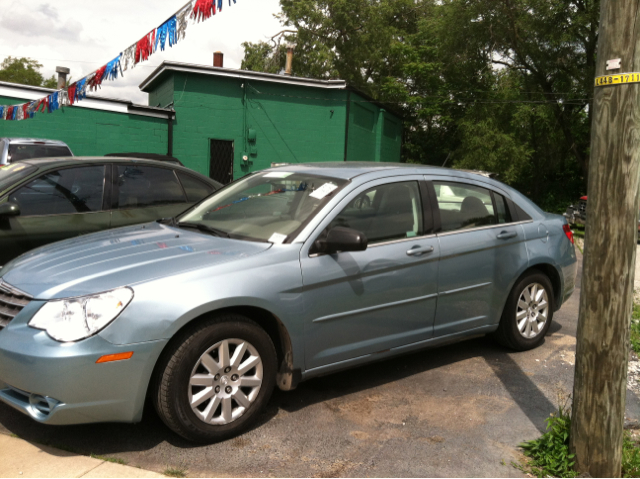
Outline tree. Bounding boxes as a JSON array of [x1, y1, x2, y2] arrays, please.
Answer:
[[0, 57, 56, 88], [241, 41, 287, 74], [41, 75, 57, 89]]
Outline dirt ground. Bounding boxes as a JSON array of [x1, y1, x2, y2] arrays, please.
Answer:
[[1, 248, 637, 477]]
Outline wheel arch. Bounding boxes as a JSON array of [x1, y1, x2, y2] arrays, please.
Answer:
[[511, 262, 563, 311], [147, 305, 299, 406]]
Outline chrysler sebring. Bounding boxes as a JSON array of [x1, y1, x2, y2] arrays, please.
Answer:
[[0, 163, 577, 442]]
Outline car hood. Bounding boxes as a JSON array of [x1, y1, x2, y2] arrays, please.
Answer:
[[1, 222, 272, 299]]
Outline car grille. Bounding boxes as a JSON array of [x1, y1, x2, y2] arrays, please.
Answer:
[[578, 200, 587, 216], [0, 280, 32, 331]]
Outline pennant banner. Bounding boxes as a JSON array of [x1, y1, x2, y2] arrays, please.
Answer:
[[1, 0, 239, 121]]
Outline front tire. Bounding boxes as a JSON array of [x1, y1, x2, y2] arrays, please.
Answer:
[[153, 314, 277, 443], [493, 272, 554, 351]]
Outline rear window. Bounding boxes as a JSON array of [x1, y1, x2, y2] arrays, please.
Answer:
[[0, 163, 37, 191], [8, 144, 72, 162]]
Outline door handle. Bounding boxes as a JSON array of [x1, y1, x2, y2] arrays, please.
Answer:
[[497, 231, 517, 240], [406, 245, 435, 257]]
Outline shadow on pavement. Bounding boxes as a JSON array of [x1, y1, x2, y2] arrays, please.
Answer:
[[0, 331, 559, 454]]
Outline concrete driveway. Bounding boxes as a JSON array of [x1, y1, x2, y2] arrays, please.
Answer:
[[0, 249, 632, 477]]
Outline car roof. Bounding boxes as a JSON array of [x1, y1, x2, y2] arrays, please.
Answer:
[[104, 152, 184, 165], [15, 156, 219, 186], [1, 138, 70, 146], [264, 161, 493, 182]]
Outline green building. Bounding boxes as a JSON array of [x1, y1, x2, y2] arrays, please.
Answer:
[[0, 62, 402, 184]]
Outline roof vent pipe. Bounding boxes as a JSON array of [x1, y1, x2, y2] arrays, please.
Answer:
[[284, 45, 294, 76], [55, 66, 70, 89], [214, 51, 224, 68]]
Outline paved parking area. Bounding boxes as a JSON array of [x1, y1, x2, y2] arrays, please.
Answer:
[[1, 249, 634, 477]]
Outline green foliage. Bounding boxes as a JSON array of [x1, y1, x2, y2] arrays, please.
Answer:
[[0, 57, 53, 88], [42, 75, 58, 89], [164, 467, 188, 478], [241, 41, 287, 74], [518, 404, 578, 478], [623, 433, 640, 478], [90, 454, 127, 465], [630, 304, 640, 355]]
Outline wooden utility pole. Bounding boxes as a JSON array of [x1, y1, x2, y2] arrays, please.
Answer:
[[570, 1, 640, 476]]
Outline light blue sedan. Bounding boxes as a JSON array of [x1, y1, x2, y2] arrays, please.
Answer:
[[0, 163, 577, 442]]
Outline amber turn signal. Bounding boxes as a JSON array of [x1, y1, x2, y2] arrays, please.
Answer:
[[96, 352, 134, 364]]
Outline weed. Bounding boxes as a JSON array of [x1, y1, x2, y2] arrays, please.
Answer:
[[44, 442, 81, 454], [571, 225, 585, 240], [164, 467, 188, 478], [90, 453, 127, 465], [630, 305, 640, 355], [516, 399, 578, 478], [623, 433, 640, 478]]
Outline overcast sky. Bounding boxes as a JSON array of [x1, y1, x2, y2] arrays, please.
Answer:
[[0, 0, 283, 104]]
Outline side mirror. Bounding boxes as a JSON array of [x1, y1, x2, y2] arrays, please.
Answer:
[[0, 202, 19, 217], [314, 226, 368, 255]]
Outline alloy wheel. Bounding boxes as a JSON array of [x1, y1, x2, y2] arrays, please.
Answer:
[[516, 283, 549, 339], [188, 338, 263, 425]]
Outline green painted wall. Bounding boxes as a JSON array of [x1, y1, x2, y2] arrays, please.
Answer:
[[0, 95, 169, 157], [346, 92, 402, 163], [380, 114, 402, 162], [0, 73, 402, 180], [168, 73, 350, 180], [149, 76, 175, 109]]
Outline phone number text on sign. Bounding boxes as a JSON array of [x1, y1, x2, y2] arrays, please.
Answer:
[[595, 73, 640, 87]]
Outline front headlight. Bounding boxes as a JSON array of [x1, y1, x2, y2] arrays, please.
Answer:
[[29, 288, 134, 342]]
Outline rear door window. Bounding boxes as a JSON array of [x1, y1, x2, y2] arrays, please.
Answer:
[[115, 165, 186, 209], [10, 166, 105, 216], [433, 182, 496, 232]]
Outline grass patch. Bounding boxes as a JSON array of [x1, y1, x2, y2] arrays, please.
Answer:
[[571, 225, 585, 239], [515, 401, 578, 478], [623, 433, 640, 477], [164, 467, 188, 478], [43, 442, 81, 454], [631, 304, 640, 355], [90, 453, 127, 465]]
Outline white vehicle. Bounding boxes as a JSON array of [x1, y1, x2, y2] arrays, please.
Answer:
[[0, 138, 73, 165]]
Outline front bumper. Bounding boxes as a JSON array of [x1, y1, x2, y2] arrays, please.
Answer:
[[0, 321, 167, 425]]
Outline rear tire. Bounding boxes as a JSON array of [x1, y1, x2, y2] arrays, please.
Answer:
[[493, 272, 554, 351], [153, 314, 277, 443]]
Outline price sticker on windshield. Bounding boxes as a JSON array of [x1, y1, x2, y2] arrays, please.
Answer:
[[595, 73, 640, 87], [310, 183, 338, 199]]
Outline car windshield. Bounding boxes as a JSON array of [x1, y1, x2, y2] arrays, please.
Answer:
[[0, 163, 37, 191], [8, 144, 72, 162], [178, 171, 347, 243]]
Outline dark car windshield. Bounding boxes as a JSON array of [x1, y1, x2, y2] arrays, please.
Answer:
[[8, 144, 72, 162], [0, 163, 37, 191], [178, 171, 347, 243]]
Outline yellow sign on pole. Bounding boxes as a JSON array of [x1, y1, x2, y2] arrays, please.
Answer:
[[595, 73, 640, 86]]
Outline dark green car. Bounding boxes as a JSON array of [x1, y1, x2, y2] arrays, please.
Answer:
[[0, 157, 221, 265]]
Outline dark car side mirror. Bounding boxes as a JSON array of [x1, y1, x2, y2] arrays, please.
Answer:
[[0, 201, 20, 217], [314, 226, 368, 255]]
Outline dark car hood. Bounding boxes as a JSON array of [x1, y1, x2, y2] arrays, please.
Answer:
[[1, 223, 272, 299]]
